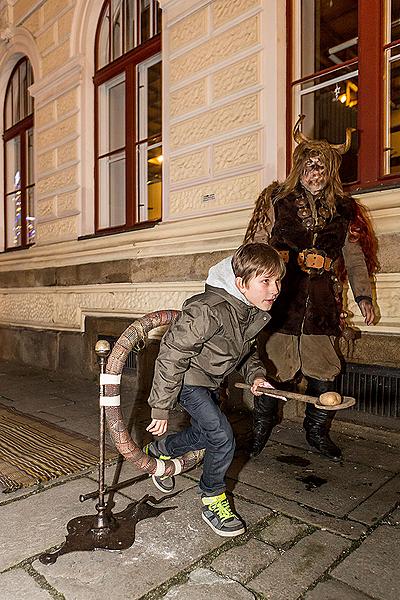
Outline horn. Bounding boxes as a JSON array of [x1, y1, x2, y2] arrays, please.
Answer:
[[293, 114, 310, 144], [330, 127, 356, 155]]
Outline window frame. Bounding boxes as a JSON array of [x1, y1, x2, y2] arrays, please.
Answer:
[[3, 57, 34, 251], [93, 0, 162, 236], [287, 1, 400, 193]]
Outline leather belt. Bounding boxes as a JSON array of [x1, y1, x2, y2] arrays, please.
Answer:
[[297, 248, 333, 274]]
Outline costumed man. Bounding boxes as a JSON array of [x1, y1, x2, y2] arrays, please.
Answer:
[[244, 115, 378, 461]]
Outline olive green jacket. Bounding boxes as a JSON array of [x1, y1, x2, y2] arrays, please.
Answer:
[[148, 280, 270, 420]]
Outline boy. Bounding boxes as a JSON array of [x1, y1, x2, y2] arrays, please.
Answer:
[[144, 242, 285, 537]]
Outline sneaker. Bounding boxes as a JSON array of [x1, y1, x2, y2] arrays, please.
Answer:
[[201, 492, 245, 537], [143, 441, 175, 493]]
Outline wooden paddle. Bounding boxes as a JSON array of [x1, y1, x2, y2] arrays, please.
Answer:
[[234, 382, 356, 411]]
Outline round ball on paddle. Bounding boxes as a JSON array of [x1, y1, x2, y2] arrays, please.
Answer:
[[318, 391, 342, 406], [95, 339, 111, 358]]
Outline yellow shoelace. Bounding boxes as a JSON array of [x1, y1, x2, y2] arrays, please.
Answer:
[[208, 497, 234, 521]]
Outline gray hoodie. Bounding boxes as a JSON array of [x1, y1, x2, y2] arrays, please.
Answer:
[[206, 256, 251, 305]]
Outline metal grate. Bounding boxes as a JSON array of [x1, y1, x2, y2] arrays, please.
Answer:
[[335, 363, 400, 418], [97, 336, 137, 371]]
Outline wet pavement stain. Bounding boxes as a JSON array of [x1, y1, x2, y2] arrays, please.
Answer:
[[297, 474, 328, 491], [276, 454, 311, 467]]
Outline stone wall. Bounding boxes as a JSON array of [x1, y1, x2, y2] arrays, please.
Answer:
[[0, 0, 398, 378], [164, 0, 276, 222]]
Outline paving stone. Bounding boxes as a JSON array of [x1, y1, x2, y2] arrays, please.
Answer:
[[332, 525, 400, 600], [99, 457, 197, 501], [249, 529, 351, 600], [0, 482, 43, 502], [387, 507, 400, 527], [303, 578, 373, 600], [231, 481, 367, 540], [271, 422, 400, 473], [332, 436, 400, 473], [34, 487, 271, 600], [0, 464, 108, 505], [0, 569, 53, 599], [163, 568, 255, 599], [0, 378, 99, 418], [225, 445, 391, 517], [1, 362, 399, 600], [210, 538, 278, 583], [0, 478, 107, 571], [347, 474, 400, 525], [258, 514, 308, 547]]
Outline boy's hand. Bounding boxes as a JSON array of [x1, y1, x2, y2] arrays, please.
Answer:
[[250, 378, 285, 400], [146, 419, 168, 436], [251, 378, 274, 396]]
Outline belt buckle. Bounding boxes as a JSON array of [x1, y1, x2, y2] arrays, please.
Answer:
[[298, 248, 326, 274]]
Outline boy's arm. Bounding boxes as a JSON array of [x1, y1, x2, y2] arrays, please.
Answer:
[[238, 344, 283, 398], [238, 344, 268, 387], [148, 303, 219, 419]]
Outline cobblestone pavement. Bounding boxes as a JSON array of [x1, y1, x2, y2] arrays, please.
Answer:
[[0, 361, 399, 600]]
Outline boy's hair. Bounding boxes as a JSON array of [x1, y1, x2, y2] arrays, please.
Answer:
[[231, 242, 286, 286]]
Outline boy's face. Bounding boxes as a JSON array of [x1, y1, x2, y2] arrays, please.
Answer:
[[235, 271, 281, 311]]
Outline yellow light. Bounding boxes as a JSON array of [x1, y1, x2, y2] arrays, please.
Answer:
[[148, 154, 163, 165], [337, 82, 358, 107]]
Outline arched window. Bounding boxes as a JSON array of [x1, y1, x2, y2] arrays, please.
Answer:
[[3, 57, 34, 249], [94, 0, 162, 234]]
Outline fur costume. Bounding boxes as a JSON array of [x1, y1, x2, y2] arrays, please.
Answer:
[[245, 115, 379, 460], [245, 118, 378, 339]]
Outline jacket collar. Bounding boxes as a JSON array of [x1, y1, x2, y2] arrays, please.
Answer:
[[205, 284, 271, 338]]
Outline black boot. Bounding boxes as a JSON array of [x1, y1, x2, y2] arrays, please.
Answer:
[[250, 395, 278, 457], [303, 377, 342, 461]]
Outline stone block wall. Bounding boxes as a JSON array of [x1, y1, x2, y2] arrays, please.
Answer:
[[0, 0, 398, 386], [164, 0, 270, 221]]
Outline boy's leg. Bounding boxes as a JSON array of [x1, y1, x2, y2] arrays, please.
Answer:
[[164, 385, 245, 537], [143, 440, 176, 493], [164, 385, 234, 495], [143, 385, 214, 494]]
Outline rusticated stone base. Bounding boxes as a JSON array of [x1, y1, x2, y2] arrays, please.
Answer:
[[340, 332, 400, 368], [0, 316, 160, 381], [0, 321, 398, 379], [0, 251, 230, 288]]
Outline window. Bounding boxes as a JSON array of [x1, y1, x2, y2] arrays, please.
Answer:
[[289, 1, 400, 191], [385, 0, 400, 174], [3, 57, 35, 249], [94, 0, 162, 234]]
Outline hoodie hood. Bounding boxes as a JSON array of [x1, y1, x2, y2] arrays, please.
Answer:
[[206, 256, 251, 305]]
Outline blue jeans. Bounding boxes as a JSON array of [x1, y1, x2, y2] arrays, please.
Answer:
[[163, 385, 235, 497]]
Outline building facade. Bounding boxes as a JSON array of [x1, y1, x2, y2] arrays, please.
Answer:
[[0, 0, 398, 382]]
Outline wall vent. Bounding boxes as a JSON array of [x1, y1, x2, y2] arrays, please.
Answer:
[[335, 363, 400, 417], [97, 336, 137, 371]]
